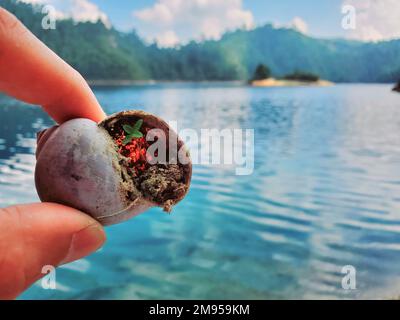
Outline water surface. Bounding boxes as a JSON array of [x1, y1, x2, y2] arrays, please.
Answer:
[[1, 83, 400, 299]]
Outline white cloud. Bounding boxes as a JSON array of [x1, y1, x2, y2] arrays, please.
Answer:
[[157, 30, 180, 47], [290, 16, 308, 34], [270, 17, 308, 35], [19, 0, 110, 27], [135, 2, 174, 24], [133, 0, 254, 47], [343, 0, 400, 41]]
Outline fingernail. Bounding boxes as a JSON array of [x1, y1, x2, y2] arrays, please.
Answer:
[[61, 224, 106, 264]]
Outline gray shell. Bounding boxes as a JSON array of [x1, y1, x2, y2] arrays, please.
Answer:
[[35, 118, 153, 226], [35, 110, 192, 226]]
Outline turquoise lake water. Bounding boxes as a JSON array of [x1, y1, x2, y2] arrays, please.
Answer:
[[1, 83, 400, 299]]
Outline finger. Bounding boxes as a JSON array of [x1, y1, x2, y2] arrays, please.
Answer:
[[0, 202, 106, 300], [0, 8, 106, 123]]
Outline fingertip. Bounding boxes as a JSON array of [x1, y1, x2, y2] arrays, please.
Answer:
[[61, 222, 106, 265], [0, 8, 106, 124], [0, 203, 106, 299]]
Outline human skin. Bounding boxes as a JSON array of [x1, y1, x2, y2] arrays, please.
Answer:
[[0, 8, 107, 299]]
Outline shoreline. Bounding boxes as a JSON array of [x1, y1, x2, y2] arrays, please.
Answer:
[[87, 79, 246, 86], [86, 79, 396, 87], [250, 78, 334, 87]]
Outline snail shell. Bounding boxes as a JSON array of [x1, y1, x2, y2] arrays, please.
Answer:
[[35, 110, 192, 226]]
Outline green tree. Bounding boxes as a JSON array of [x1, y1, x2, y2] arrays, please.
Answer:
[[252, 64, 271, 80]]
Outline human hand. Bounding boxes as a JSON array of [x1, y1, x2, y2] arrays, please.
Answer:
[[0, 8, 107, 299]]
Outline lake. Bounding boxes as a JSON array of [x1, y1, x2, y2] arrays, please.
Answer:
[[1, 83, 400, 299]]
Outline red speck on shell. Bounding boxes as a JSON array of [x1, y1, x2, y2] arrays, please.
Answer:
[[114, 128, 150, 176]]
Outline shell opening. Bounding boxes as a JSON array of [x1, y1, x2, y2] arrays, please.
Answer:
[[99, 112, 191, 212]]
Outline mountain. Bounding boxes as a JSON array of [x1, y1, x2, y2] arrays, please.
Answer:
[[2, 0, 400, 82]]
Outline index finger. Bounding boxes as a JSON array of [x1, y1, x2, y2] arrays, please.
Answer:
[[0, 8, 106, 123]]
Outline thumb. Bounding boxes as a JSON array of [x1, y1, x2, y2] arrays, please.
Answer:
[[0, 202, 106, 300]]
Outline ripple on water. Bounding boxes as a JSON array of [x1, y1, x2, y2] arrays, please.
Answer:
[[5, 84, 400, 299]]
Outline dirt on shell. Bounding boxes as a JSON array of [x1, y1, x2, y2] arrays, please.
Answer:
[[100, 112, 190, 211]]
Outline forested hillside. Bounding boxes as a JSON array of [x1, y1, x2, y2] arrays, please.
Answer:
[[2, 0, 400, 82]]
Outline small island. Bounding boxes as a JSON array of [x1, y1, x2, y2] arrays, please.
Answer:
[[249, 64, 333, 87], [393, 81, 400, 92]]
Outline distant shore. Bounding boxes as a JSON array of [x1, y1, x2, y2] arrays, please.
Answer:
[[84, 79, 400, 88], [87, 80, 246, 86], [250, 78, 334, 87], [87, 80, 157, 86]]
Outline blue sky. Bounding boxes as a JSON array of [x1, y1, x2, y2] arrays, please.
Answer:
[[92, 0, 346, 38], [22, 0, 400, 46]]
